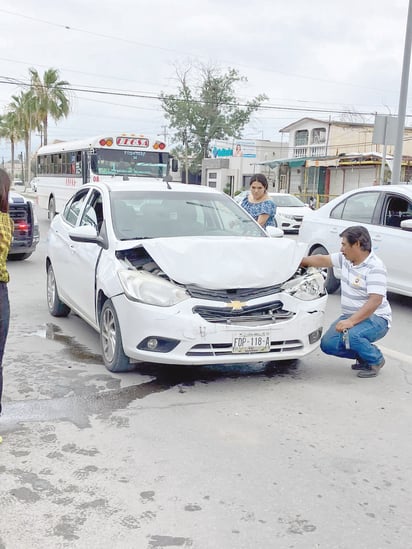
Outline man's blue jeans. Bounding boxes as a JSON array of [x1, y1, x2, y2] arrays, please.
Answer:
[[0, 282, 10, 415], [320, 314, 389, 367]]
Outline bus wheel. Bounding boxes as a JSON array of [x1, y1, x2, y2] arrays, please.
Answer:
[[48, 196, 56, 220]]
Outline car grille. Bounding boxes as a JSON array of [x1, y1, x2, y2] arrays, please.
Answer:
[[186, 338, 303, 357], [193, 300, 294, 325], [186, 284, 282, 301]]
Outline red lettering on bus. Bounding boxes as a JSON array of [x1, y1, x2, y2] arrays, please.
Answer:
[[116, 137, 149, 148]]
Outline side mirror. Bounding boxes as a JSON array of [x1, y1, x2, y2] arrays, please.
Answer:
[[266, 226, 284, 238], [400, 219, 412, 231], [69, 224, 108, 249], [171, 158, 178, 172]]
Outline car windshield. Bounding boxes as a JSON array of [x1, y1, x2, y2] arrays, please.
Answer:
[[269, 194, 305, 207], [110, 191, 267, 240], [94, 149, 169, 178]]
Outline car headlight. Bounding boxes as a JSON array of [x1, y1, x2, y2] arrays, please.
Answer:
[[279, 213, 295, 220], [282, 267, 326, 300], [118, 270, 190, 306]]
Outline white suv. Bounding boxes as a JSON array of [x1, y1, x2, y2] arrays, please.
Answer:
[[298, 185, 412, 296]]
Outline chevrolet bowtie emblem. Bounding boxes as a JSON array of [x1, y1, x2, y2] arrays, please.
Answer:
[[226, 300, 247, 311]]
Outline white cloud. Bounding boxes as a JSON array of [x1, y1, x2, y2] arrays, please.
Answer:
[[0, 0, 411, 158]]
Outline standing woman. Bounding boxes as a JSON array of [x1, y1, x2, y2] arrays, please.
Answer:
[[0, 169, 13, 415], [240, 173, 276, 229]]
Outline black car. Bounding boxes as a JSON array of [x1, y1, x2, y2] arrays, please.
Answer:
[[8, 191, 40, 260]]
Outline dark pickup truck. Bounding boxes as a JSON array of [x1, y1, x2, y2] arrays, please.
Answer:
[[8, 191, 40, 260]]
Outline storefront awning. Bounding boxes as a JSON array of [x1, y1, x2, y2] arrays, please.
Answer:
[[258, 157, 306, 169]]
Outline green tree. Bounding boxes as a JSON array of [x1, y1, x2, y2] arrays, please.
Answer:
[[29, 67, 70, 146], [160, 64, 267, 180], [0, 111, 23, 181], [9, 91, 37, 184]]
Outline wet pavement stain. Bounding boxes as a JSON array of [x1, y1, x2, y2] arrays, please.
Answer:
[[4, 324, 300, 433], [27, 323, 103, 364], [148, 535, 193, 548], [1, 360, 298, 433]]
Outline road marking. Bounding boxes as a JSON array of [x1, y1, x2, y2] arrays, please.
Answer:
[[380, 345, 412, 364]]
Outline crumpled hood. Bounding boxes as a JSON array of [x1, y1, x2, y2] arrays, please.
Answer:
[[122, 236, 308, 289]]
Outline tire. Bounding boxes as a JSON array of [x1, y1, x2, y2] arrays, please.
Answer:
[[8, 252, 32, 261], [47, 263, 71, 317], [100, 300, 134, 372], [311, 245, 341, 294], [48, 196, 56, 220]]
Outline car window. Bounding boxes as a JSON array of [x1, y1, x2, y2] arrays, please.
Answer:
[[330, 192, 379, 224], [383, 195, 412, 228], [62, 189, 90, 227], [79, 190, 104, 231], [269, 194, 305, 207]]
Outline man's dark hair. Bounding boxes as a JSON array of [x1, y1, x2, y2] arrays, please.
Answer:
[[340, 225, 371, 252]]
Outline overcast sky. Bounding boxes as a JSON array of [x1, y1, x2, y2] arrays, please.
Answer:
[[0, 0, 410, 160]]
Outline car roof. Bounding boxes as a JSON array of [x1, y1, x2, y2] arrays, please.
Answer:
[[343, 184, 412, 194], [88, 181, 223, 195]]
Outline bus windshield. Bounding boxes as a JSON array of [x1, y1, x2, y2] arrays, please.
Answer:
[[94, 149, 169, 178]]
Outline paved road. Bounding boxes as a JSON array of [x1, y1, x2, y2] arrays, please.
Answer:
[[1, 202, 411, 549]]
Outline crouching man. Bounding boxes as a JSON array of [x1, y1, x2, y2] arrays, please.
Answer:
[[300, 226, 391, 378]]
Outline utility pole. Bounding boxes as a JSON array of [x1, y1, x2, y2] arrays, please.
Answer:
[[159, 125, 169, 144], [392, 0, 412, 183]]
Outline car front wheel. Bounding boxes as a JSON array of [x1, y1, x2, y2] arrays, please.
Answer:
[[47, 264, 71, 317], [100, 300, 134, 372], [311, 245, 341, 294]]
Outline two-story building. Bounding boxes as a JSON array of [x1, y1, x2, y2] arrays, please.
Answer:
[[259, 117, 412, 201]]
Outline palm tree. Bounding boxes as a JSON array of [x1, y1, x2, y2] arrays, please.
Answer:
[[9, 91, 37, 184], [0, 110, 23, 181], [29, 68, 71, 146]]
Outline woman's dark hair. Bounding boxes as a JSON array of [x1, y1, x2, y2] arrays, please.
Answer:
[[0, 168, 11, 213], [249, 173, 268, 190], [340, 225, 372, 252]]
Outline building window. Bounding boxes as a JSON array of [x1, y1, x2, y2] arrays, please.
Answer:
[[311, 128, 326, 144], [295, 130, 308, 146], [208, 172, 217, 179], [208, 181, 217, 188]]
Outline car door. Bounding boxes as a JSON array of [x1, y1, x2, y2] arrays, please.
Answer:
[[64, 189, 105, 325], [49, 188, 91, 306], [370, 192, 412, 295]]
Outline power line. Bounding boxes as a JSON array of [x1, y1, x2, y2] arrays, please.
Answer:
[[0, 75, 407, 119]]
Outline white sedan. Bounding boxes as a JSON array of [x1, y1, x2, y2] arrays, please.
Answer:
[[268, 193, 313, 233], [235, 191, 312, 232], [46, 181, 327, 372], [298, 184, 412, 296]]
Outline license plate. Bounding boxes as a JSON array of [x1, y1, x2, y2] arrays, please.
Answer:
[[232, 331, 271, 354]]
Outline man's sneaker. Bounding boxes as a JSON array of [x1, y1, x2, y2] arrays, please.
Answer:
[[357, 358, 385, 378], [351, 360, 368, 371]]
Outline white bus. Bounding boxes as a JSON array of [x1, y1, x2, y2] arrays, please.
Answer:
[[34, 134, 177, 218]]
